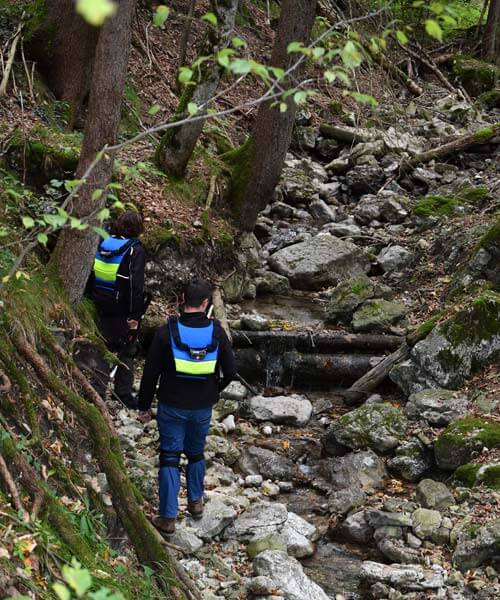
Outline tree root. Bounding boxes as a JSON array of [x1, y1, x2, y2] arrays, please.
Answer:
[[0, 369, 12, 393], [0, 453, 28, 520]]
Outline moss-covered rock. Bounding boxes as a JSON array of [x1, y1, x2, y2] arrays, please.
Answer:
[[390, 291, 500, 395], [352, 299, 407, 333], [435, 417, 500, 470], [322, 403, 408, 454], [413, 195, 458, 218], [452, 55, 500, 96], [454, 463, 500, 490], [477, 89, 500, 110]]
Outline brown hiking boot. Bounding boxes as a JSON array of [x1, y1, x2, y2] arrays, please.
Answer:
[[152, 515, 176, 535], [187, 499, 203, 520]]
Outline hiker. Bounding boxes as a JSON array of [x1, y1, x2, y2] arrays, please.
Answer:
[[137, 278, 237, 535], [88, 210, 146, 408]]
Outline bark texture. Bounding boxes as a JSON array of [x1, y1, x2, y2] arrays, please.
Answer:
[[483, 0, 500, 61], [227, 0, 318, 231], [53, 0, 137, 305], [28, 0, 99, 128], [156, 0, 239, 177]]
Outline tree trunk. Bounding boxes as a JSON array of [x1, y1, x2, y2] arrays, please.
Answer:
[[156, 0, 239, 178], [483, 0, 500, 61], [27, 0, 100, 129], [53, 0, 137, 306], [227, 0, 318, 232]]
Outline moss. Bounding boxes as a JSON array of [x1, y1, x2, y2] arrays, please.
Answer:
[[457, 186, 490, 205], [477, 90, 500, 110], [443, 417, 500, 448], [142, 225, 179, 253], [441, 291, 500, 346], [480, 465, 500, 490], [479, 218, 500, 251], [413, 195, 458, 218], [121, 81, 143, 136], [455, 463, 500, 490], [415, 314, 441, 338], [223, 136, 255, 221], [454, 463, 481, 487], [452, 55, 500, 96], [473, 125, 494, 142]]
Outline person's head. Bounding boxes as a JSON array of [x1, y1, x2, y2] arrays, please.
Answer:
[[112, 211, 144, 238], [183, 278, 213, 313]]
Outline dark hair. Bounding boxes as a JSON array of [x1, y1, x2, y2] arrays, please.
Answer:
[[184, 278, 213, 308], [112, 211, 144, 238]]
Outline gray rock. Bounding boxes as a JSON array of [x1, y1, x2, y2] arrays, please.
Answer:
[[328, 487, 366, 515], [322, 403, 407, 454], [280, 512, 317, 558], [360, 561, 446, 591], [232, 502, 288, 542], [268, 233, 370, 291], [316, 138, 339, 160], [244, 474, 264, 487], [334, 510, 374, 544], [366, 511, 413, 528], [352, 140, 386, 160], [308, 198, 336, 223], [320, 450, 387, 492], [248, 394, 313, 426], [405, 389, 469, 426], [238, 446, 299, 481], [326, 156, 350, 174], [246, 575, 277, 596], [241, 313, 271, 332], [453, 519, 500, 571], [412, 508, 442, 540], [205, 435, 240, 466], [324, 273, 389, 324], [246, 533, 287, 558], [345, 165, 386, 195], [380, 198, 409, 224], [270, 201, 295, 219], [190, 498, 237, 540], [170, 526, 204, 554], [353, 194, 382, 225], [323, 222, 362, 238], [292, 126, 318, 152], [377, 245, 412, 272], [415, 479, 454, 510], [377, 538, 422, 564], [280, 157, 327, 206], [255, 271, 291, 295], [220, 381, 248, 401], [352, 299, 407, 333], [253, 550, 330, 600], [388, 439, 432, 482], [390, 292, 500, 395]]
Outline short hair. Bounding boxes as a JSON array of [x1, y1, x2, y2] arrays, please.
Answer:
[[112, 211, 144, 238], [184, 278, 213, 308]]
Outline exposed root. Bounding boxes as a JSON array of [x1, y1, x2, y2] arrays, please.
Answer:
[[0, 453, 28, 521], [0, 369, 12, 393]]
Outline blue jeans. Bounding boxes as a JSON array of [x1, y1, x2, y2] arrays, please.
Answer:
[[157, 404, 212, 518]]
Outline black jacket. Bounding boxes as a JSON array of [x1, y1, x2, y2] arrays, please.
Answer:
[[88, 237, 146, 320], [138, 312, 237, 411]]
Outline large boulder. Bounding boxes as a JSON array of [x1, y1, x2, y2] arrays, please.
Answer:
[[387, 439, 432, 482], [255, 270, 291, 295], [322, 404, 407, 454], [189, 498, 237, 540], [390, 291, 500, 395], [280, 157, 327, 206], [345, 164, 386, 195], [268, 233, 370, 291], [320, 449, 387, 492], [352, 299, 407, 333], [452, 519, 500, 571], [404, 389, 468, 426], [415, 479, 454, 511], [434, 417, 500, 471], [231, 502, 288, 542], [451, 55, 500, 96], [248, 394, 313, 426], [253, 550, 330, 600], [238, 446, 300, 481]]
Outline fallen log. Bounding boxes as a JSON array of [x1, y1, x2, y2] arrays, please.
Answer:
[[231, 329, 403, 353], [405, 121, 500, 169]]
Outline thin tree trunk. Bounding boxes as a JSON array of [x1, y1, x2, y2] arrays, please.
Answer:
[[227, 0, 318, 232], [27, 0, 100, 128], [53, 0, 137, 305], [156, 0, 239, 178], [483, 0, 500, 61], [178, 0, 197, 70]]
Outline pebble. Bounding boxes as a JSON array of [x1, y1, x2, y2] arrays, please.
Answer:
[[244, 474, 264, 487]]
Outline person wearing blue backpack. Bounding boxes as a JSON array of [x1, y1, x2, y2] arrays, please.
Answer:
[[88, 211, 146, 408], [138, 279, 237, 535]]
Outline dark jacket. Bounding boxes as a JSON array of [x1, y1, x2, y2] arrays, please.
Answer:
[[88, 237, 145, 321], [138, 312, 237, 411]]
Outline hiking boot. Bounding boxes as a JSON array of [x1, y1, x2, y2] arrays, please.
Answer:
[[152, 515, 176, 535], [187, 499, 204, 520]]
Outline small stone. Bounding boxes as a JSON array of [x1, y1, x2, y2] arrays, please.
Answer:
[[415, 479, 454, 511], [412, 508, 442, 540], [248, 394, 313, 426], [245, 474, 264, 487], [377, 245, 412, 272], [221, 381, 248, 402], [262, 481, 280, 497], [406, 532, 422, 549], [221, 415, 236, 434]]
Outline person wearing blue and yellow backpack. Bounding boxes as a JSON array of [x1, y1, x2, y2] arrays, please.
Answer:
[[88, 211, 146, 408], [138, 279, 237, 535]]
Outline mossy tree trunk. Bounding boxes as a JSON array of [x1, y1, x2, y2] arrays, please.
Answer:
[[156, 0, 240, 178], [227, 0, 318, 232], [483, 0, 500, 61], [27, 0, 100, 129], [53, 0, 137, 306]]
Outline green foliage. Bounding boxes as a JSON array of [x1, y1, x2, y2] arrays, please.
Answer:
[[479, 218, 500, 250], [76, 0, 117, 26], [413, 195, 458, 217], [452, 56, 500, 96], [142, 224, 179, 252], [477, 90, 500, 110], [152, 5, 169, 28]]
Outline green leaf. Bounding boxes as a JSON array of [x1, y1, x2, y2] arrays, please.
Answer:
[[53, 583, 71, 600], [91, 189, 103, 202], [187, 102, 198, 116], [396, 30, 408, 44], [228, 59, 252, 75], [64, 179, 80, 192], [62, 561, 92, 597], [22, 216, 35, 229], [97, 208, 110, 221], [37, 233, 48, 245], [312, 47, 325, 60], [269, 67, 285, 80], [217, 48, 235, 68], [425, 19, 443, 41], [178, 67, 193, 84], [153, 5, 169, 28], [324, 70, 336, 83], [279, 102, 288, 113], [287, 41, 304, 54], [148, 104, 161, 116], [341, 40, 362, 69], [293, 90, 307, 105], [70, 217, 87, 230], [429, 1, 444, 15], [231, 36, 246, 48], [201, 12, 217, 26], [76, 0, 117, 26], [349, 91, 378, 107], [94, 227, 110, 239]]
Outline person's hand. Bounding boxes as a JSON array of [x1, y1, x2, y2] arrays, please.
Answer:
[[127, 319, 139, 330], [138, 411, 152, 424]]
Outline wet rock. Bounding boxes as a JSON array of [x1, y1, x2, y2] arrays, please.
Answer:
[[434, 417, 500, 471], [231, 502, 288, 542], [308, 198, 336, 223], [255, 271, 291, 295], [345, 165, 386, 195], [377, 245, 412, 272], [239, 446, 300, 481], [190, 498, 237, 540], [352, 299, 407, 333], [333, 510, 374, 544], [415, 479, 454, 511], [390, 291, 500, 395], [320, 449, 387, 492], [323, 403, 407, 454], [360, 561, 446, 591], [327, 487, 366, 515], [241, 313, 271, 332], [248, 394, 313, 426], [412, 508, 442, 540], [404, 389, 469, 426], [388, 439, 432, 482], [253, 550, 330, 600], [453, 519, 500, 571], [246, 533, 287, 558], [268, 233, 370, 291], [246, 575, 277, 595]]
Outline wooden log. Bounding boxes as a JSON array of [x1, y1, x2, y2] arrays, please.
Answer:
[[319, 123, 373, 143], [231, 329, 403, 352]]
